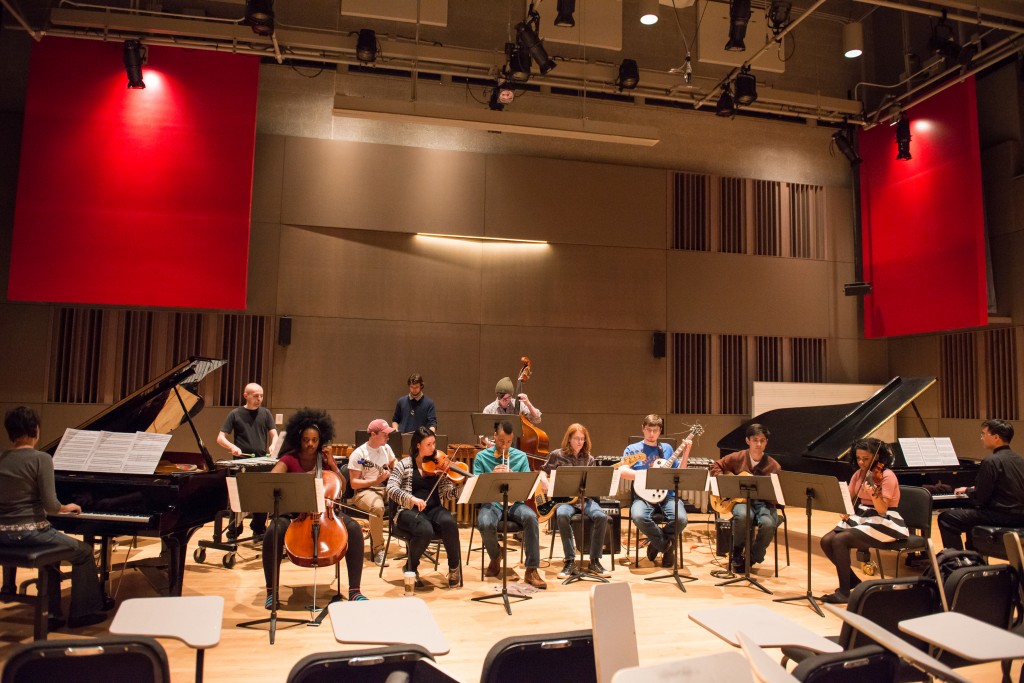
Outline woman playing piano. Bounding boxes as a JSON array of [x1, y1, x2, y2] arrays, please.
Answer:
[[818, 437, 907, 604], [0, 406, 106, 629], [261, 408, 368, 607]]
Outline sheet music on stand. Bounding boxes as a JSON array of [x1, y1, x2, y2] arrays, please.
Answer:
[[898, 437, 959, 468], [53, 427, 172, 474], [707, 472, 788, 507], [549, 468, 621, 497]]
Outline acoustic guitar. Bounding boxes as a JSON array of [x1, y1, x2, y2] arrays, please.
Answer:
[[632, 423, 705, 504]]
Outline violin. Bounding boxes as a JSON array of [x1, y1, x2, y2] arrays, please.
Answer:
[[422, 451, 472, 484], [284, 447, 349, 568], [866, 460, 886, 496]]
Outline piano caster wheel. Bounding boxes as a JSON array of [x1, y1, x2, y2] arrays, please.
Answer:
[[861, 561, 878, 576], [193, 548, 207, 564], [222, 553, 236, 569], [102, 596, 116, 611]]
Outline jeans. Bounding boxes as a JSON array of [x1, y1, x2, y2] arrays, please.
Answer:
[[396, 506, 461, 573], [477, 502, 540, 569], [630, 496, 688, 553], [0, 527, 103, 618], [555, 498, 609, 563], [731, 501, 779, 564]]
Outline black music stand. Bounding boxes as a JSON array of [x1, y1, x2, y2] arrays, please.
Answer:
[[234, 473, 319, 644], [640, 467, 708, 592], [461, 471, 539, 615], [549, 466, 615, 585], [714, 474, 778, 595], [772, 471, 849, 617]]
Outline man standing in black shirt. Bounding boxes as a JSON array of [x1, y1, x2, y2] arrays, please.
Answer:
[[217, 382, 278, 538], [938, 418, 1024, 550], [391, 373, 437, 433]]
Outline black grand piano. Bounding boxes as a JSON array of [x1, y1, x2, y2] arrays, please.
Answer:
[[42, 357, 228, 597], [717, 376, 980, 497]]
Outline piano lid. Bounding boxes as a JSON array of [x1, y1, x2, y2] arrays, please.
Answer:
[[42, 357, 226, 455], [716, 376, 936, 464]]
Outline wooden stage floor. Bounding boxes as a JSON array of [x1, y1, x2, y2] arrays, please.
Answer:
[[0, 511, 1013, 681]]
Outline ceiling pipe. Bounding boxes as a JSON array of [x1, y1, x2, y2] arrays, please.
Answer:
[[2, 0, 44, 41], [853, 0, 1024, 35]]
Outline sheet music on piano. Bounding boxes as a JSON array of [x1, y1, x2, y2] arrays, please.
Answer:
[[53, 427, 171, 474], [898, 437, 960, 468]]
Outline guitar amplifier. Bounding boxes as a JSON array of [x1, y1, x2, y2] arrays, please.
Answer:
[[715, 518, 733, 557]]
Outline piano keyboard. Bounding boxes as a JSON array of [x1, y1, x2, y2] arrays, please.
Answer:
[[217, 455, 278, 471], [54, 511, 151, 524]]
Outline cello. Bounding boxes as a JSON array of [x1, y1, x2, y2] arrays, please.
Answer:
[[514, 356, 549, 459], [284, 441, 349, 569]]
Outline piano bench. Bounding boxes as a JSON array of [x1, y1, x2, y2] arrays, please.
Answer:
[[971, 526, 1024, 561], [0, 544, 79, 640]]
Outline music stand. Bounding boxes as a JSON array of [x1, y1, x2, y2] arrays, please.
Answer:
[[772, 471, 849, 617], [234, 473, 319, 644], [640, 467, 708, 592], [471, 413, 522, 442], [548, 466, 615, 585], [714, 475, 778, 595], [460, 471, 539, 615]]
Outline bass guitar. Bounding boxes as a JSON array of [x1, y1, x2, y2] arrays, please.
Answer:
[[532, 494, 578, 523], [633, 423, 705, 504]]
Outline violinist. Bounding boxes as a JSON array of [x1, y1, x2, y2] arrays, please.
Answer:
[[385, 427, 463, 588], [818, 437, 907, 604], [473, 421, 548, 589], [261, 409, 368, 609], [349, 419, 398, 567]]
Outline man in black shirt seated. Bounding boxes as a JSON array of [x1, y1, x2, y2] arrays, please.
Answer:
[[938, 418, 1024, 550]]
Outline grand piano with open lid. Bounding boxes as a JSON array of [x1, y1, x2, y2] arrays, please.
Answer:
[[42, 357, 228, 597], [716, 376, 980, 495]]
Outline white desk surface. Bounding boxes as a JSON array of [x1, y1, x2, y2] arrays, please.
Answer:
[[688, 605, 842, 653], [611, 651, 756, 683], [110, 596, 224, 650], [328, 597, 450, 655], [900, 612, 1024, 662]]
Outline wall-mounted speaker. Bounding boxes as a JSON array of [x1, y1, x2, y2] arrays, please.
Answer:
[[652, 331, 666, 358], [278, 316, 292, 346]]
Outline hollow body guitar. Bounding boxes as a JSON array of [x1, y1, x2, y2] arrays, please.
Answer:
[[709, 471, 753, 516], [632, 423, 705, 505]]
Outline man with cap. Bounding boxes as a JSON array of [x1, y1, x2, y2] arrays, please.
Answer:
[[349, 419, 399, 566], [480, 376, 542, 447]]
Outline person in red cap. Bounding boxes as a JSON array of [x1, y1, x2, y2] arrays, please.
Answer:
[[349, 418, 398, 566]]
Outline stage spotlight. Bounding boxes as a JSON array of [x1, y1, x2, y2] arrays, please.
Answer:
[[640, 0, 659, 25], [929, 13, 961, 66], [767, 0, 792, 35], [244, 0, 274, 37], [616, 59, 640, 90], [516, 11, 556, 75], [716, 87, 735, 117], [831, 128, 862, 165], [123, 39, 146, 89], [733, 67, 757, 105], [555, 0, 576, 27], [843, 22, 863, 58], [895, 116, 912, 161], [726, 0, 752, 51], [356, 29, 378, 63], [489, 82, 515, 111], [504, 42, 532, 83]]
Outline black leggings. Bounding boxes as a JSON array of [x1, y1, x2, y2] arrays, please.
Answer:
[[395, 506, 461, 573], [262, 514, 363, 591], [819, 529, 874, 594]]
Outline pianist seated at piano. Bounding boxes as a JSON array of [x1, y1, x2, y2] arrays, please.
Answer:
[[818, 438, 907, 604], [0, 406, 107, 629], [938, 419, 1024, 551], [261, 409, 368, 607]]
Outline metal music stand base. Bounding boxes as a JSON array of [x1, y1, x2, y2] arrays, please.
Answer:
[[715, 492, 772, 595], [472, 490, 530, 616], [774, 491, 824, 617]]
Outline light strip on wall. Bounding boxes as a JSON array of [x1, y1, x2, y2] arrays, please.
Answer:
[[416, 233, 548, 245]]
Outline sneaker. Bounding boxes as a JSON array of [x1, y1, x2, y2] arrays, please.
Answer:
[[661, 538, 677, 568], [448, 567, 461, 588], [264, 591, 278, 610], [524, 568, 547, 589], [414, 574, 426, 589], [589, 559, 611, 577], [558, 560, 577, 579], [372, 549, 388, 566], [646, 543, 659, 563], [485, 556, 501, 578], [730, 555, 746, 573]]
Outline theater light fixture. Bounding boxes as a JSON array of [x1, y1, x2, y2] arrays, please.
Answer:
[[123, 39, 146, 89], [843, 22, 864, 58], [716, 86, 735, 117], [516, 8, 556, 75], [928, 12, 960, 65], [733, 67, 757, 105], [244, 0, 274, 37], [555, 0, 576, 28], [767, 0, 792, 35], [356, 29, 378, 63], [616, 59, 640, 90], [726, 0, 752, 51], [895, 116, 912, 161], [504, 42, 532, 83], [489, 82, 515, 111], [640, 0, 659, 25], [831, 128, 862, 165]]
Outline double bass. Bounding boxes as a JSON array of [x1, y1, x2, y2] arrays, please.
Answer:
[[514, 356, 549, 459], [283, 446, 349, 568]]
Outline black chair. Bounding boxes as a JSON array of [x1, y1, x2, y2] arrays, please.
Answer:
[[288, 644, 458, 683], [974, 525, 1024, 560], [792, 644, 899, 682], [0, 543, 80, 640], [869, 485, 932, 579], [939, 563, 1019, 669], [2, 636, 169, 683], [378, 499, 452, 583], [480, 629, 596, 683]]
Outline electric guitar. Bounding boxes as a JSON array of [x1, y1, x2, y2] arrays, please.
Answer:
[[709, 471, 753, 516], [532, 494, 578, 523], [632, 423, 705, 504]]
